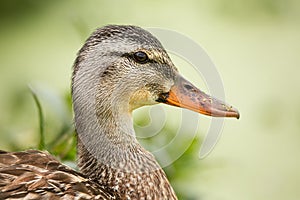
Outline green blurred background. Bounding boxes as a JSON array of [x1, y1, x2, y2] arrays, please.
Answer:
[[0, 0, 300, 199]]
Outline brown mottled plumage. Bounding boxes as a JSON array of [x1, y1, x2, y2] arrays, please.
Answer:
[[0, 25, 239, 199], [0, 150, 115, 199]]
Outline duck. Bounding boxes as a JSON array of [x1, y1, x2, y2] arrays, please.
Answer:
[[0, 25, 239, 200]]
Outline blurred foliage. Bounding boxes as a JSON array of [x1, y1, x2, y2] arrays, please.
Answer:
[[210, 0, 290, 20], [0, 0, 298, 27], [0, 0, 56, 24]]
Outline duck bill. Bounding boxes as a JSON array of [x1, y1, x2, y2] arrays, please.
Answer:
[[158, 75, 240, 119]]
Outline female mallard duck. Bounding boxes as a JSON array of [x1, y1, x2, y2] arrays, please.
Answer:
[[0, 25, 239, 199]]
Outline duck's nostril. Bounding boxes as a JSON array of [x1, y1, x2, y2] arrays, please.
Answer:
[[183, 84, 193, 90]]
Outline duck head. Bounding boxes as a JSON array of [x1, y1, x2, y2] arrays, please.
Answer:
[[72, 25, 239, 121]]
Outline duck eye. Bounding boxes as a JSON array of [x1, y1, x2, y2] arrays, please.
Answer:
[[133, 51, 149, 64]]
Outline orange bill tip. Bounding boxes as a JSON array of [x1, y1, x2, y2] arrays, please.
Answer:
[[157, 75, 240, 119]]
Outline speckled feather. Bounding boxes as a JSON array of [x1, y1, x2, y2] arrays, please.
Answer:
[[0, 150, 115, 199]]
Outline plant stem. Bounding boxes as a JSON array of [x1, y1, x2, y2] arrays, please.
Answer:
[[29, 86, 45, 150]]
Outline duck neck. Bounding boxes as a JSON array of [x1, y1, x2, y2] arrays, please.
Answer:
[[74, 97, 177, 199], [74, 86, 152, 168]]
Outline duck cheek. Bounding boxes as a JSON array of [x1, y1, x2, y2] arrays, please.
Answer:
[[128, 89, 157, 111]]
